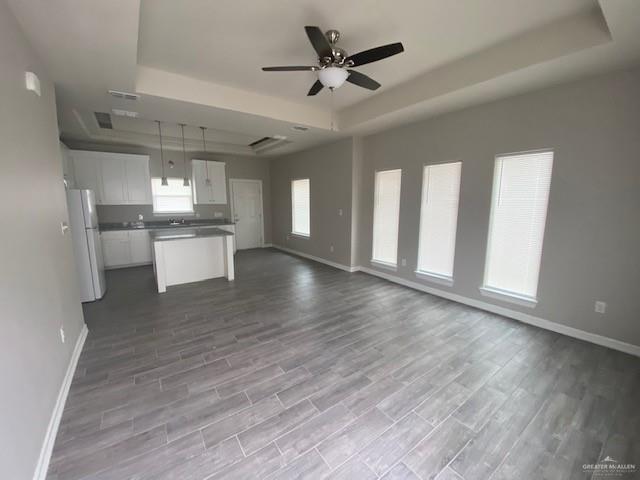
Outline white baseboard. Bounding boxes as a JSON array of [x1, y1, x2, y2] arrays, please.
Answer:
[[33, 324, 88, 480], [358, 266, 640, 357], [105, 261, 152, 270], [272, 245, 358, 273]]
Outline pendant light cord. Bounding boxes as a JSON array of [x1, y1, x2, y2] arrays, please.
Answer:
[[179, 123, 189, 185], [157, 120, 165, 178], [200, 126, 210, 180]]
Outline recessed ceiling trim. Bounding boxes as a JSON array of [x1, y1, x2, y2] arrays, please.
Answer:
[[339, 8, 612, 130], [136, 66, 334, 131]]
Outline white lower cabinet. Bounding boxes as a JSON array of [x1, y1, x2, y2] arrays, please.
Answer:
[[101, 231, 132, 268], [102, 226, 233, 269], [129, 230, 152, 264], [102, 230, 152, 268]]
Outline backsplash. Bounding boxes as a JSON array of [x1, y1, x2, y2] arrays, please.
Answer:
[[96, 204, 231, 223]]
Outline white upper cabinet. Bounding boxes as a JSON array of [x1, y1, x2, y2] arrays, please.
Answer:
[[71, 151, 103, 203], [100, 155, 127, 204], [70, 151, 151, 205], [124, 155, 152, 204], [192, 159, 227, 204]]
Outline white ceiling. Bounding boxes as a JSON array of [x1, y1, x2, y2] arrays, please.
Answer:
[[7, 0, 640, 156], [137, 0, 594, 107]]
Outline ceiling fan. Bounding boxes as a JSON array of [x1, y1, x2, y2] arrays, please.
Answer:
[[262, 26, 404, 96]]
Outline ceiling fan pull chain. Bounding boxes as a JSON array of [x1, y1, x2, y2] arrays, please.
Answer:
[[330, 88, 334, 131]]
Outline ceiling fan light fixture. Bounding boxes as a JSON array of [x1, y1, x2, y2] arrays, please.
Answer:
[[318, 67, 348, 89]]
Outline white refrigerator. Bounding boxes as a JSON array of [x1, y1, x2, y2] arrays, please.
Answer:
[[67, 189, 107, 302]]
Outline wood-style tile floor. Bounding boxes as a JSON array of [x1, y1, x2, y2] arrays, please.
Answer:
[[48, 249, 640, 480]]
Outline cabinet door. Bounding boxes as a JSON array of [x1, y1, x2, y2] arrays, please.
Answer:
[[192, 160, 212, 204], [100, 156, 127, 204], [101, 231, 131, 267], [129, 230, 152, 264], [209, 161, 227, 204], [125, 155, 151, 204], [71, 152, 102, 203]]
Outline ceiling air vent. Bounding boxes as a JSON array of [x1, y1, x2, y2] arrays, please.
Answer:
[[249, 135, 290, 153], [108, 89, 140, 101], [291, 125, 309, 132], [249, 137, 273, 148], [94, 112, 113, 129], [112, 108, 139, 118]]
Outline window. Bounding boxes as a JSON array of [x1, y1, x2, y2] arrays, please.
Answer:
[[482, 150, 554, 304], [151, 177, 194, 214], [417, 162, 462, 282], [291, 178, 310, 236], [372, 169, 402, 267]]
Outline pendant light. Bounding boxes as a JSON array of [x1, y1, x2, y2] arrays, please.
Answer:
[[200, 126, 212, 186], [156, 120, 168, 186], [179, 123, 190, 187]]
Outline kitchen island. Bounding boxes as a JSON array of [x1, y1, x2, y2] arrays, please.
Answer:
[[150, 227, 234, 293]]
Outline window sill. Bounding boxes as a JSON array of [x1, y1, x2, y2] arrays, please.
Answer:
[[479, 286, 538, 308], [289, 232, 310, 240], [415, 270, 454, 287], [370, 259, 398, 271], [153, 212, 196, 216]]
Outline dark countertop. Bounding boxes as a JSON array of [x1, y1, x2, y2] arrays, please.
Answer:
[[150, 227, 234, 242], [100, 219, 234, 232]]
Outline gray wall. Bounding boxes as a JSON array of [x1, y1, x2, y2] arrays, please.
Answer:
[[270, 139, 354, 266], [0, 3, 86, 478], [62, 141, 272, 243], [270, 67, 640, 348], [358, 66, 640, 347]]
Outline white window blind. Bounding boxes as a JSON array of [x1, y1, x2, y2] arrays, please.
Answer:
[[291, 178, 310, 236], [417, 162, 462, 280], [483, 150, 554, 301], [372, 169, 402, 266], [151, 177, 194, 214]]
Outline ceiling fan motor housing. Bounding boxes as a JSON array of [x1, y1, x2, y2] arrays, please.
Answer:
[[261, 26, 404, 95]]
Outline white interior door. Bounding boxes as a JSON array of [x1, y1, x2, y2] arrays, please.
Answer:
[[231, 179, 263, 250]]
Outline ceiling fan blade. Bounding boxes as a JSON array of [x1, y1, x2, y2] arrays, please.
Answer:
[[307, 80, 324, 96], [262, 66, 318, 71], [347, 42, 404, 67], [305, 26, 333, 59], [347, 70, 381, 90]]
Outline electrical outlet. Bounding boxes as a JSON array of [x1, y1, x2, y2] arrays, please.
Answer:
[[338, 209, 343, 216], [214, 212, 223, 218], [595, 301, 606, 314], [401, 258, 407, 267], [59, 327, 65, 343], [330, 245, 334, 253]]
